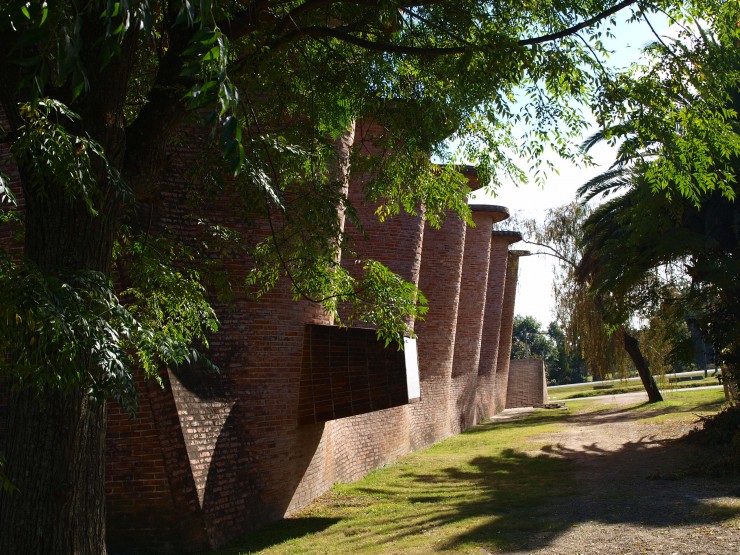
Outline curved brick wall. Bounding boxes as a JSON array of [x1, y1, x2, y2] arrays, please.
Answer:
[[411, 209, 467, 445], [494, 249, 530, 413], [476, 231, 522, 417], [1, 105, 528, 553], [449, 204, 508, 433], [287, 118, 426, 515], [105, 130, 338, 551], [342, 119, 426, 301]]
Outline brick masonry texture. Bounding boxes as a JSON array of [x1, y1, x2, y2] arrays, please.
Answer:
[[448, 206, 510, 434], [0, 108, 528, 553], [506, 359, 547, 408], [477, 231, 523, 418], [494, 251, 528, 413], [413, 208, 467, 443]]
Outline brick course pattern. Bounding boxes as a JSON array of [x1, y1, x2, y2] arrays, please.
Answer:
[[412, 208, 467, 444], [449, 206, 509, 433], [493, 250, 529, 413], [0, 109, 529, 553], [477, 231, 522, 417], [506, 358, 547, 408]]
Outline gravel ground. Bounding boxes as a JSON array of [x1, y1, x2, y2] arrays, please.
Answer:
[[490, 393, 740, 555]]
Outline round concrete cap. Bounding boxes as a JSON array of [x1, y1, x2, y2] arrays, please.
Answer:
[[467, 203, 509, 223], [509, 249, 532, 257], [491, 230, 523, 244]]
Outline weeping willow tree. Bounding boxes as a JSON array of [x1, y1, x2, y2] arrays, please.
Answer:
[[521, 202, 646, 388]]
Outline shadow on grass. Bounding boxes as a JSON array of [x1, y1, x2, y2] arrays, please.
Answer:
[[463, 410, 569, 433], [433, 437, 737, 552], [365, 437, 740, 554], [568, 397, 725, 422], [208, 517, 342, 555], [211, 397, 737, 554], [463, 396, 723, 436]]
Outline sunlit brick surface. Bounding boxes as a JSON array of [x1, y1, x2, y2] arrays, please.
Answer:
[[477, 231, 522, 417], [506, 358, 547, 408], [494, 250, 529, 413]]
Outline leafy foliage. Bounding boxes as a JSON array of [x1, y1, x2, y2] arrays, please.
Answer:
[[578, 16, 740, 396], [1, 0, 734, 545], [591, 1, 740, 203], [0, 237, 218, 412], [10, 100, 124, 214], [511, 315, 555, 361]]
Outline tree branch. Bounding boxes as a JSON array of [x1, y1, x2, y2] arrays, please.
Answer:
[[519, 0, 639, 47], [524, 240, 578, 269], [271, 25, 468, 56], [265, 0, 640, 57]]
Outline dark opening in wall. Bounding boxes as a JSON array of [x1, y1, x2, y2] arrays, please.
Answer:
[[297, 325, 417, 425]]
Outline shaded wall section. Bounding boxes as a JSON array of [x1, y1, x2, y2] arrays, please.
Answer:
[[449, 204, 509, 433], [412, 209, 467, 444], [105, 126, 337, 552]]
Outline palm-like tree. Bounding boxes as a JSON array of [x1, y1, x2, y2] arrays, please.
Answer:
[[576, 131, 739, 404]]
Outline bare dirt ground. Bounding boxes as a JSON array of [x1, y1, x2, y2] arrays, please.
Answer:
[[492, 392, 740, 555]]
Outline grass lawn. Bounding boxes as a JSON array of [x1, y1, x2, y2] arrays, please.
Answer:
[[208, 388, 728, 555], [547, 374, 721, 401]]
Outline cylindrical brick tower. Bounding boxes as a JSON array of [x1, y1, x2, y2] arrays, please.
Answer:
[[476, 230, 522, 417], [494, 249, 531, 413], [339, 118, 426, 327], [411, 209, 467, 446], [288, 117, 429, 515], [449, 203, 509, 433]]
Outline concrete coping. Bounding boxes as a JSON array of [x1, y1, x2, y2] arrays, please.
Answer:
[[468, 203, 510, 223], [491, 230, 523, 244], [509, 249, 532, 257]]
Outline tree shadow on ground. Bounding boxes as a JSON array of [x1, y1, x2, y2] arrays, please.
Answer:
[[463, 397, 724, 436], [205, 517, 341, 554], [406, 435, 739, 552], [210, 400, 737, 554]]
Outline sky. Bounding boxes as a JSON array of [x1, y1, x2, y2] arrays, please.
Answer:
[[468, 10, 671, 328]]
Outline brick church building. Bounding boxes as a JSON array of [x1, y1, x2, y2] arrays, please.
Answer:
[[1, 113, 543, 553]]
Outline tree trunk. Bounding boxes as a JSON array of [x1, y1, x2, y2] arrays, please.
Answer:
[[0, 12, 177, 553], [0, 166, 117, 553], [621, 328, 663, 403], [0, 389, 107, 555]]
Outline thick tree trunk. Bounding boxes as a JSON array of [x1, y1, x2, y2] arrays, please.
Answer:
[[621, 329, 663, 403], [0, 168, 117, 553], [0, 389, 107, 555], [0, 11, 183, 554]]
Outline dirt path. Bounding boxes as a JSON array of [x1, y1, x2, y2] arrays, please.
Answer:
[[492, 393, 740, 555]]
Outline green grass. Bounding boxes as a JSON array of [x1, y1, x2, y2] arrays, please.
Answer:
[[208, 389, 728, 555], [547, 375, 721, 401], [563, 388, 726, 416]]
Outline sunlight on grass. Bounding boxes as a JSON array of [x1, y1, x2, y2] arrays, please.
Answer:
[[548, 376, 721, 401], [693, 498, 740, 529]]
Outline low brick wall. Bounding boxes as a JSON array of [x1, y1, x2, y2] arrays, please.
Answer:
[[506, 358, 547, 408]]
